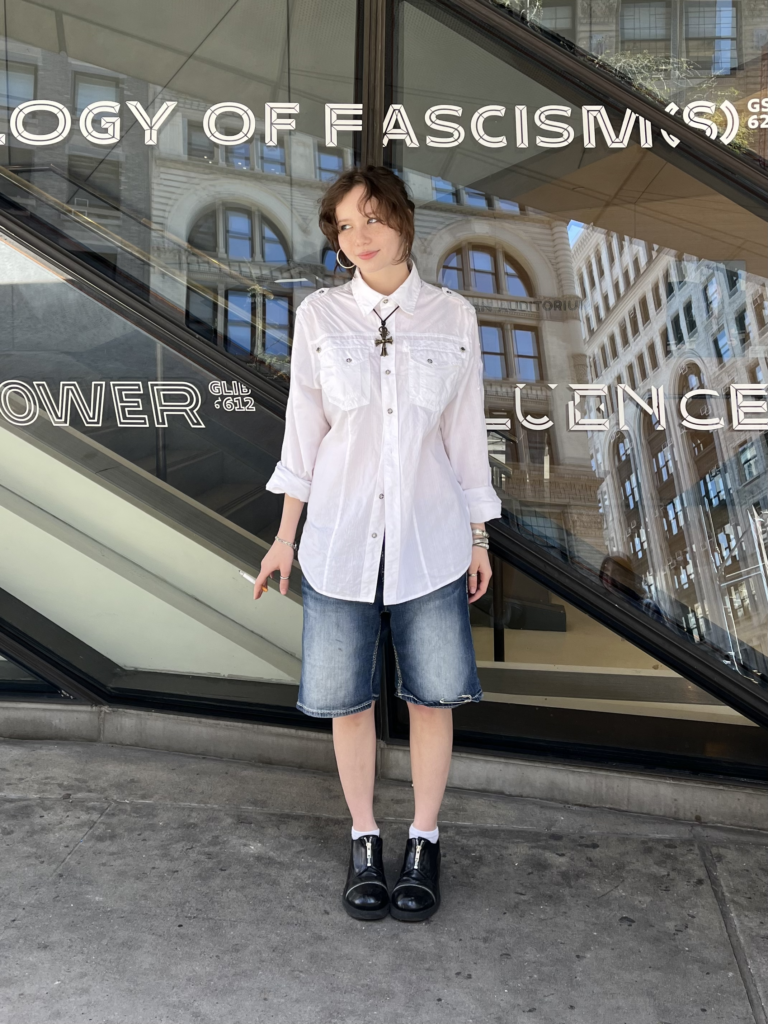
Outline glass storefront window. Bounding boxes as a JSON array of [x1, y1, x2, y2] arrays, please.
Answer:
[[1, 0, 768, 771], [386, 0, 768, 763]]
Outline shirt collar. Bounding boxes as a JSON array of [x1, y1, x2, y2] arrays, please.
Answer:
[[350, 262, 422, 317]]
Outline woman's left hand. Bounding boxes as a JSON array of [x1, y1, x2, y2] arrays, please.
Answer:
[[467, 547, 492, 603]]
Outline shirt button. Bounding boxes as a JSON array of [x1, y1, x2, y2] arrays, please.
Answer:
[[385, 369, 391, 375], [316, 346, 321, 351], [382, 298, 389, 304], [346, 357, 352, 362], [379, 493, 384, 499], [372, 532, 377, 538], [387, 408, 393, 414], [427, 358, 433, 363]]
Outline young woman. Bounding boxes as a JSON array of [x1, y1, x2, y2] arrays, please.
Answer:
[[253, 165, 501, 922]]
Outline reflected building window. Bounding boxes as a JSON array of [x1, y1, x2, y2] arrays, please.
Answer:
[[479, 325, 506, 378], [684, 299, 697, 336], [188, 209, 217, 253], [713, 328, 732, 363], [260, 139, 287, 175], [185, 206, 291, 360], [739, 442, 759, 482], [648, 341, 659, 371], [225, 142, 252, 171], [225, 290, 252, 354], [684, 0, 739, 75], [226, 210, 253, 260], [224, 292, 291, 359], [536, 0, 575, 37], [734, 308, 750, 349], [614, 431, 648, 572], [629, 307, 640, 337], [185, 285, 217, 344], [752, 292, 767, 332], [1, 61, 35, 108], [188, 206, 288, 264], [464, 188, 492, 208], [726, 267, 742, 293], [262, 224, 287, 263], [432, 176, 459, 203], [74, 73, 119, 115], [620, 1, 672, 56], [514, 329, 541, 381], [661, 326, 671, 357], [671, 312, 685, 346], [440, 246, 538, 381], [187, 122, 216, 163], [704, 275, 720, 317], [441, 245, 532, 299], [316, 144, 343, 181], [471, 248, 498, 293]]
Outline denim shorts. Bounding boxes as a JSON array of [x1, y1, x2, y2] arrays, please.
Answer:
[[297, 549, 483, 718]]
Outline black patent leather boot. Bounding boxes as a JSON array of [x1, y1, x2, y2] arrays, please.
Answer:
[[390, 837, 441, 922], [342, 834, 390, 920]]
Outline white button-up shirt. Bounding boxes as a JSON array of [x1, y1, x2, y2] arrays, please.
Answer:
[[265, 264, 502, 603]]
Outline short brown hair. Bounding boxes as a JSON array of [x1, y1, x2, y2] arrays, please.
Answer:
[[319, 165, 415, 265]]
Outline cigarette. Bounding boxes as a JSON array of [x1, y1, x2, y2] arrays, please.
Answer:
[[237, 568, 268, 594]]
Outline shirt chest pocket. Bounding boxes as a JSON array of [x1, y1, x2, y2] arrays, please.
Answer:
[[408, 342, 466, 412], [317, 345, 371, 410]]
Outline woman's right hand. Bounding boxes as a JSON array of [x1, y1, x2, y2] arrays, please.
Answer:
[[253, 540, 295, 599]]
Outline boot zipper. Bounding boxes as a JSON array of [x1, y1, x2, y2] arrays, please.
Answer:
[[365, 837, 373, 867], [414, 838, 423, 870]]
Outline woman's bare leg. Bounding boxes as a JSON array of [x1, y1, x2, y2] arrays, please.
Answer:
[[332, 704, 378, 832], [407, 704, 453, 831]]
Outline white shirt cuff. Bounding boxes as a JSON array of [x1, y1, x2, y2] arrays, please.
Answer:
[[463, 486, 502, 523], [265, 462, 312, 503]]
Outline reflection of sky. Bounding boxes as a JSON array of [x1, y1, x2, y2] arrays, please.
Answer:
[[568, 220, 585, 247]]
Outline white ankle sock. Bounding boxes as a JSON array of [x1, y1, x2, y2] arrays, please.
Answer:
[[351, 826, 380, 840], [409, 824, 439, 844]]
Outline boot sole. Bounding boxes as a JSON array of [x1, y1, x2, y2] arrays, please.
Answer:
[[341, 895, 390, 920], [390, 895, 441, 922]]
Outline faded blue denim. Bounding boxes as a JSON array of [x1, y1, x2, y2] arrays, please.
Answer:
[[298, 546, 482, 718]]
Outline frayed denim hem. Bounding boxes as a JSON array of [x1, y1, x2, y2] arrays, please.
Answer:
[[296, 696, 379, 719], [396, 689, 483, 709]]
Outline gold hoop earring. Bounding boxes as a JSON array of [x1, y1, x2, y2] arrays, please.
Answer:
[[336, 249, 355, 271]]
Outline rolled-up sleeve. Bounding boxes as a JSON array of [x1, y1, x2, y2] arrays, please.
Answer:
[[265, 302, 330, 503], [440, 301, 502, 523]]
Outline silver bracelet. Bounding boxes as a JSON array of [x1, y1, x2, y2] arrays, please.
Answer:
[[275, 534, 297, 550], [472, 539, 489, 549]]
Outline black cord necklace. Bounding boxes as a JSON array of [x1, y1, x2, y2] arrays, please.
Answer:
[[374, 305, 400, 357]]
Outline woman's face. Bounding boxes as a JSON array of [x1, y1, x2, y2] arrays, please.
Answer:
[[335, 184, 405, 275]]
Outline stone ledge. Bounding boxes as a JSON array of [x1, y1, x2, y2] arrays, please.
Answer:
[[2, 701, 767, 830]]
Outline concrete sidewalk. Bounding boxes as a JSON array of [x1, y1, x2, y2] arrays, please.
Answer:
[[1, 738, 768, 1024]]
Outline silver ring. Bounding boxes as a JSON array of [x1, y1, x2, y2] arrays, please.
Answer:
[[279, 574, 291, 580], [468, 572, 478, 577]]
